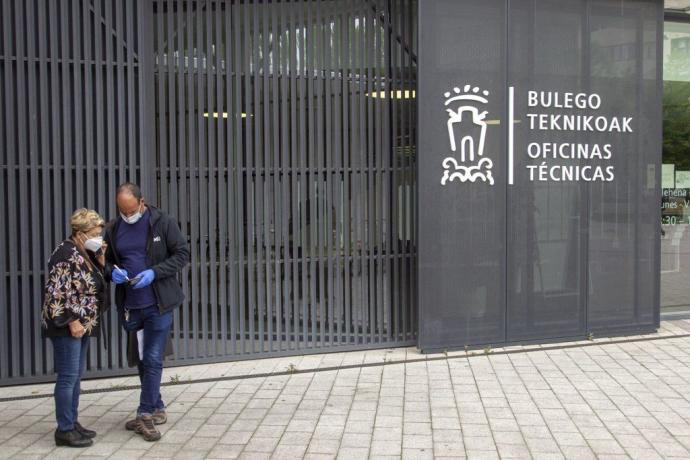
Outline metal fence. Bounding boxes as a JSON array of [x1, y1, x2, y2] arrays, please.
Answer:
[[0, 0, 417, 386]]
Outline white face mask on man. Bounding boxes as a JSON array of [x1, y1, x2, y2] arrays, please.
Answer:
[[120, 202, 144, 224], [84, 236, 104, 253], [120, 211, 143, 224]]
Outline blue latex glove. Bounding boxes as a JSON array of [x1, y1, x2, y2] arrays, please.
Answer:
[[112, 267, 129, 285], [133, 269, 155, 289]]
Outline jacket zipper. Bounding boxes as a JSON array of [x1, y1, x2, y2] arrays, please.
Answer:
[[145, 218, 163, 313]]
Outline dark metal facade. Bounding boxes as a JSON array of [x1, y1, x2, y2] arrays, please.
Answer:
[[417, 0, 661, 352], [0, 0, 418, 386]]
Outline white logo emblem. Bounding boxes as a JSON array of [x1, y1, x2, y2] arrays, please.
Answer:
[[153, 236, 161, 242], [441, 85, 494, 186]]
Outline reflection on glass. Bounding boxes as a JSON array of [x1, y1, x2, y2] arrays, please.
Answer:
[[661, 20, 690, 312]]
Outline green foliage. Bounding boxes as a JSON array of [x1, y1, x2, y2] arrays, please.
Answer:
[[663, 80, 690, 171]]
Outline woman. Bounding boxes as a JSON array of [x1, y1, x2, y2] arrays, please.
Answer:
[[41, 209, 109, 448]]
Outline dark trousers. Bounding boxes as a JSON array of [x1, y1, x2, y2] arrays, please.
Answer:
[[51, 336, 89, 432], [122, 305, 172, 416]]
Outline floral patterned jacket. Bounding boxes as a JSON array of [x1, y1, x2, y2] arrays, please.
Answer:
[[41, 240, 108, 337]]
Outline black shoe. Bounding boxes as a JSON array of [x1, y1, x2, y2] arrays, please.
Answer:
[[74, 421, 97, 439], [54, 429, 93, 448]]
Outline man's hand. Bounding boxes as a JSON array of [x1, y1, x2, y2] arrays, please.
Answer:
[[133, 269, 155, 289], [112, 267, 129, 284], [69, 320, 86, 338]]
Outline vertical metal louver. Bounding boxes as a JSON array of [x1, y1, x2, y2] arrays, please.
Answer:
[[0, 0, 417, 385]]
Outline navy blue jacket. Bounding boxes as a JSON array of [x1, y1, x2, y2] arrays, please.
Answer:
[[104, 205, 190, 313]]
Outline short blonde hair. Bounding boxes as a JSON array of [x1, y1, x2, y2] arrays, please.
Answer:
[[70, 208, 105, 235]]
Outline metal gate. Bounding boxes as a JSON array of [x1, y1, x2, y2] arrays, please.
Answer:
[[0, 0, 417, 385], [0, 0, 153, 385]]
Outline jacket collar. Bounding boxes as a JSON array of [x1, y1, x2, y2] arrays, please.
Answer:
[[63, 238, 101, 273], [146, 205, 162, 225]]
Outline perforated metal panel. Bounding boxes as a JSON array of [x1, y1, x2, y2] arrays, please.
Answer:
[[417, 0, 661, 352]]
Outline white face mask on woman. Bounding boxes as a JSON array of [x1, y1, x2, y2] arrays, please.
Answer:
[[84, 236, 104, 252]]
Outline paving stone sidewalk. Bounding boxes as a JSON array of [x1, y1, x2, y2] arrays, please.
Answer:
[[1, 320, 689, 459]]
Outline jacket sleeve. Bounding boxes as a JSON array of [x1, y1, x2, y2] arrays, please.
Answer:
[[151, 217, 190, 280], [44, 253, 86, 327], [64, 255, 93, 322]]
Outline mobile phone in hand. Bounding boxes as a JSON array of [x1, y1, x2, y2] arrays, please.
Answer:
[[128, 276, 142, 286]]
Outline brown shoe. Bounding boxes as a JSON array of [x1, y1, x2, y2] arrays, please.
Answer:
[[152, 408, 167, 425], [133, 414, 161, 442], [125, 409, 166, 431], [125, 418, 138, 431]]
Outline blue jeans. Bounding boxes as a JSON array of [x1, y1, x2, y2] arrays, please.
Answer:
[[138, 361, 165, 412], [51, 336, 89, 432], [122, 305, 172, 416]]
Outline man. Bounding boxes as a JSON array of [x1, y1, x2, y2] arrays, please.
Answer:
[[104, 183, 189, 442]]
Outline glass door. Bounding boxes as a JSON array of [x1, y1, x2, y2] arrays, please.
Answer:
[[661, 19, 690, 314]]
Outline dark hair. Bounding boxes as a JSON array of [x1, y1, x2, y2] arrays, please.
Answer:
[[116, 182, 142, 200]]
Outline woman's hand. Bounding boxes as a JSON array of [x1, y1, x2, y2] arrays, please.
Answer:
[[69, 320, 86, 338], [96, 242, 107, 267], [73, 232, 87, 252]]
